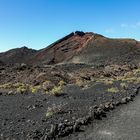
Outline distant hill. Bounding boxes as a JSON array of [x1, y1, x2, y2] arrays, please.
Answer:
[[0, 46, 37, 64], [0, 32, 140, 65]]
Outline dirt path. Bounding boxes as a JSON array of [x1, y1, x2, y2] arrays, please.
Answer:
[[66, 93, 140, 140]]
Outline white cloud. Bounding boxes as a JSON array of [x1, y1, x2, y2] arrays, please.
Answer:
[[121, 22, 140, 29]]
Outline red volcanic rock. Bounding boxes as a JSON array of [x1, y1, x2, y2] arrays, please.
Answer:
[[30, 31, 140, 65], [30, 31, 95, 65]]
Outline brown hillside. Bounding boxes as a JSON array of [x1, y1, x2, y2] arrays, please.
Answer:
[[30, 31, 94, 65], [30, 31, 140, 65], [0, 46, 37, 64]]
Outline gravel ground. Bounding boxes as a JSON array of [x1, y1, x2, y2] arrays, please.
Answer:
[[65, 88, 140, 140], [0, 82, 138, 140], [0, 64, 140, 139]]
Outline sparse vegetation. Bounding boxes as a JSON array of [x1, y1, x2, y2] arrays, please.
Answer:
[[107, 87, 119, 93], [0, 83, 12, 89], [13, 82, 25, 88], [50, 86, 62, 96], [46, 110, 54, 118], [75, 78, 84, 87], [42, 80, 54, 91], [0, 79, 66, 96], [16, 86, 27, 94], [58, 80, 65, 86], [120, 83, 128, 90], [30, 85, 41, 93], [104, 79, 113, 85], [42, 80, 65, 96], [46, 104, 64, 118]]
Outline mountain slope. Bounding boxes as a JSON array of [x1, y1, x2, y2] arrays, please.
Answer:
[[30, 31, 140, 65], [30, 31, 94, 65], [0, 32, 140, 65], [70, 36, 140, 65]]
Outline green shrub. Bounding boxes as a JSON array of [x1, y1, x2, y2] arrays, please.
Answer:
[[30, 85, 41, 93], [0, 83, 12, 89], [16, 86, 27, 94], [107, 87, 119, 93], [51, 86, 62, 96]]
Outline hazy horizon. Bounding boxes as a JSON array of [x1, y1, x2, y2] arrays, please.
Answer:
[[0, 0, 140, 52]]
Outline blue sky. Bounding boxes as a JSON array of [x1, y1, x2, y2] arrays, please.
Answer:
[[0, 0, 140, 52]]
